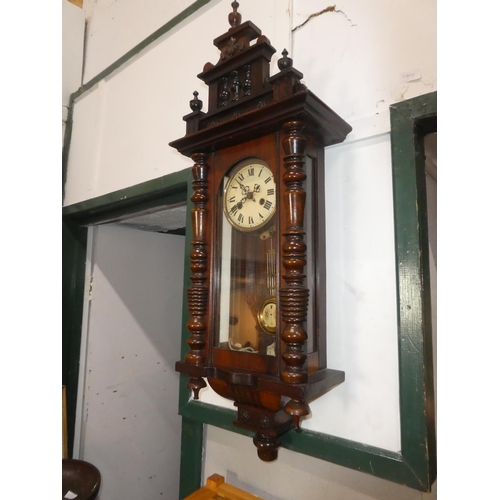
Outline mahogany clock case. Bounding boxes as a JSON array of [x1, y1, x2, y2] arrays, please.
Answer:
[[207, 134, 327, 377]]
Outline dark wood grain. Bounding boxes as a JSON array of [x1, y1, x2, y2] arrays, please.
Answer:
[[280, 121, 309, 386], [184, 152, 210, 398]]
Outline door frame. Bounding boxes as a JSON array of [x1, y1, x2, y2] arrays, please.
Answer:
[[62, 168, 193, 458]]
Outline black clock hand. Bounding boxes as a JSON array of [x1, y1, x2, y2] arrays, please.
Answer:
[[235, 179, 249, 194]]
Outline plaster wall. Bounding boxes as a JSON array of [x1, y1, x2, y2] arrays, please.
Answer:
[[62, 0, 85, 106], [75, 225, 185, 499], [204, 425, 434, 500], [65, 0, 436, 498], [63, 0, 291, 205], [62, 0, 85, 141], [82, 0, 213, 82]]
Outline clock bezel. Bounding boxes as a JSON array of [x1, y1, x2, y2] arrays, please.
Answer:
[[258, 296, 277, 334], [222, 157, 277, 232]]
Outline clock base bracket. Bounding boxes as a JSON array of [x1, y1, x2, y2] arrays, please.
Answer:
[[174, 365, 346, 461]]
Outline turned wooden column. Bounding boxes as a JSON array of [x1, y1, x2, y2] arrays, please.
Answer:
[[185, 152, 210, 399], [280, 120, 311, 428], [280, 120, 309, 384]]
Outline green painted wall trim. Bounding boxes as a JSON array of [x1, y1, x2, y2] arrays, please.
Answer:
[[390, 91, 437, 490], [63, 168, 190, 224], [176, 91, 437, 493], [179, 417, 204, 499], [62, 219, 88, 458], [62, 102, 74, 202], [178, 399, 425, 491]]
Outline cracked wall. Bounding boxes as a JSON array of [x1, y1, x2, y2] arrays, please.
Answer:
[[292, 0, 437, 120]]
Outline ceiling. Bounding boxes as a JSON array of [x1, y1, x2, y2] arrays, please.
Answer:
[[108, 203, 187, 235]]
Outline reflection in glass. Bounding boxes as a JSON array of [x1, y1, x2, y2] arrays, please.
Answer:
[[217, 165, 277, 356]]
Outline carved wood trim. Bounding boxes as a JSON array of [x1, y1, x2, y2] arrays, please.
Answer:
[[280, 120, 309, 386], [185, 152, 210, 398]]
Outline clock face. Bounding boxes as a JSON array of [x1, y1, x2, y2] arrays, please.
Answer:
[[224, 159, 276, 231], [258, 297, 277, 334]]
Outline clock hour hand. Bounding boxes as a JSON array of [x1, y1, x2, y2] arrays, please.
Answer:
[[240, 184, 260, 203], [235, 179, 249, 194]]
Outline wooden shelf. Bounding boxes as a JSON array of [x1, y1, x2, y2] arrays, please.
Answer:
[[184, 474, 263, 500]]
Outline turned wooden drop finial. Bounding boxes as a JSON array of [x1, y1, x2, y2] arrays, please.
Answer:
[[228, 1, 241, 27]]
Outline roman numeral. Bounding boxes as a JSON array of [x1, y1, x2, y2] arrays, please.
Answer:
[[229, 196, 235, 203], [230, 205, 238, 215], [238, 213, 244, 223], [249, 216, 254, 225], [237, 173, 244, 182], [259, 213, 264, 219], [267, 188, 274, 196], [248, 167, 254, 176], [264, 200, 272, 210], [264, 177, 271, 184], [258, 169, 263, 177]]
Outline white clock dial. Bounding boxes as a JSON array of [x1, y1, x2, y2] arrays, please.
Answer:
[[224, 159, 276, 231]]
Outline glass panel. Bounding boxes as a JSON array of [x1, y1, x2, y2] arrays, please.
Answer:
[[217, 159, 277, 356], [304, 155, 317, 354]]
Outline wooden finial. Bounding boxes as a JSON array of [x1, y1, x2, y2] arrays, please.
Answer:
[[278, 49, 293, 70], [228, 1, 241, 27], [190, 91, 203, 112]]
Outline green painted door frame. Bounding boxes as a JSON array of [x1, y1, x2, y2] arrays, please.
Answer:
[[62, 167, 208, 499], [61, 168, 201, 493]]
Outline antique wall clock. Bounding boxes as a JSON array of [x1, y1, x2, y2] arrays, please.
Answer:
[[171, 1, 352, 461]]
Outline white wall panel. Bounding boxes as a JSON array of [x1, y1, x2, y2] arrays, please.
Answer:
[[78, 225, 185, 500], [292, 0, 437, 121], [83, 0, 216, 82], [65, 0, 291, 205], [307, 134, 399, 449], [62, 0, 85, 106], [65, 85, 102, 204]]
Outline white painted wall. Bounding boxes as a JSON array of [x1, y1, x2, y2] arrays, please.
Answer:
[[65, 0, 436, 498], [62, 0, 85, 142], [75, 225, 185, 499], [82, 0, 213, 82], [292, 0, 436, 121], [205, 425, 433, 500], [64, 0, 291, 205]]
